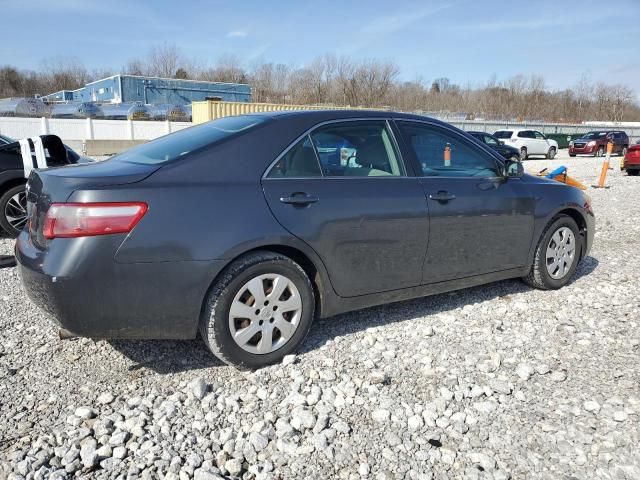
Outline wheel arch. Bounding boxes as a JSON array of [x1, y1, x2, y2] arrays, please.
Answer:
[[0, 173, 27, 194], [550, 207, 588, 259], [200, 239, 335, 326]]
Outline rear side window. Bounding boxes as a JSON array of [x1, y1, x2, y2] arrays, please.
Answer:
[[111, 115, 267, 165], [398, 122, 500, 178], [267, 136, 321, 178], [494, 131, 512, 139], [309, 121, 404, 177]]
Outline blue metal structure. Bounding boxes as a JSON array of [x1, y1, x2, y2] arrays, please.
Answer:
[[42, 90, 75, 102], [70, 75, 251, 105]]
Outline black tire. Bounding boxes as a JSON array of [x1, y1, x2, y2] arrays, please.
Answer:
[[621, 146, 628, 157], [595, 146, 604, 157], [628, 170, 639, 176], [200, 251, 315, 369], [546, 147, 556, 160], [522, 215, 581, 290], [569, 154, 576, 157], [520, 147, 527, 160], [0, 184, 28, 238]]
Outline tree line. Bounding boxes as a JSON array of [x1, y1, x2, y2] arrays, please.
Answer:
[[1, 45, 638, 123]]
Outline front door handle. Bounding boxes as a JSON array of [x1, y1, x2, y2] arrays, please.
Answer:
[[429, 191, 456, 202], [280, 193, 319, 206]]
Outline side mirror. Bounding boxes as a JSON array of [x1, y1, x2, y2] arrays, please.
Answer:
[[504, 159, 524, 178]]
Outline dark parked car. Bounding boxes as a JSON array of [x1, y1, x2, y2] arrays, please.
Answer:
[[16, 111, 595, 369], [569, 131, 629, 157], [467, 131, 521, 161], [0, 135, 90, 237]]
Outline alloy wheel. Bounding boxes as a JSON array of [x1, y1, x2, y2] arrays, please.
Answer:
[[545, 227, 576, 280], [4, 190, 28, 231], [228, 273, 302, 354]]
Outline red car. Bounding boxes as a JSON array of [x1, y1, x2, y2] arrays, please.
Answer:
[[569, 131, 629, 157], [622, 141, 640, 176]]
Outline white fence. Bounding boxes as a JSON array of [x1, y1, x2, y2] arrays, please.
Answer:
[[0, 117, 191, 142], [1, 115, 638, 145]]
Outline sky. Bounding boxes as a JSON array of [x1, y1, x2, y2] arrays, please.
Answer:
[[1, 0, 639, 96]]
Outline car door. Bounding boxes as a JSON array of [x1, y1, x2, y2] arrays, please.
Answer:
[[395, 120, 535, 284], [533, 131, 549, 155], [261, 119, 429, 297]]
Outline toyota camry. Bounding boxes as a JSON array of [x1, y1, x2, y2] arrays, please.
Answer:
[[16, 110, 595, 369]]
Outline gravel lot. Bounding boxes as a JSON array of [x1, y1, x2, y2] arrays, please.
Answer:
[[1, 151, 639, 480]]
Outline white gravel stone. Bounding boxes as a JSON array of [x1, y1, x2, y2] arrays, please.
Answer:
[[372, 409, 391, 423]]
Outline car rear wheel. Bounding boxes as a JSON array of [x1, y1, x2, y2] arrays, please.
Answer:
[[569, 154, 576, 157], [520, 147, 527, 160], [0, 184, 28, 238], [546, 147, 556, 159], [200, 251, 315, 369], [523, 215, 581, 290], [628, 170, 639, 176]]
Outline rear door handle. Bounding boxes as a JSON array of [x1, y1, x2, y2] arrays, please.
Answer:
[[280, 193, 319, 205], [429, 191, 456, 202]]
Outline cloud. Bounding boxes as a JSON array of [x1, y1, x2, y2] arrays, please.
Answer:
[[227, 30, 248, 38], [360, 3, 457, 34]]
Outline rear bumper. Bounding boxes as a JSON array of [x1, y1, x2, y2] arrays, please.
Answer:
[[622, 158, 640, 170], [16, 232, 224, 339]]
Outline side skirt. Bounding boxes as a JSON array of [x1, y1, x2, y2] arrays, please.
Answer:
[[319, 267, 529, 318]]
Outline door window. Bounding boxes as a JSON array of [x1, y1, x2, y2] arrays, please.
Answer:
[[267, 135, 322, 178], [534, 131, 546, 140], [398, 122, 500, 178], [309, 121, 404, 177], [483, 135, 499, 146]]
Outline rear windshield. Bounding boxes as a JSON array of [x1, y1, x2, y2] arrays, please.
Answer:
[[111, 115, 267, 165], [493, 131, 512, 139], [580, 132, 607, 139]]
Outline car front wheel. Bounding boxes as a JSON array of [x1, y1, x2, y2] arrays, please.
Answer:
[[200, 251, 315, 369], [520, 147, 527, 160], [523, 215, 581, 290], [0, 184, 28, 238]]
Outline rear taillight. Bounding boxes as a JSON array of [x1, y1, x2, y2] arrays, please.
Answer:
[[43, 202, 147, 239]]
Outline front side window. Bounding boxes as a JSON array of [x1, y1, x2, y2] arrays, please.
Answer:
[[534, 131, 545, 140], [484, 135, 499, 146], [398, 122, 500, 178], [267, 135, 321, 178], [309, 121, 404, 177]]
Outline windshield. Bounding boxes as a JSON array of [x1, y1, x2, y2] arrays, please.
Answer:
[[493, 131, 513, 139], [111, 115, 267, 165], [580, 132, 607, 140]]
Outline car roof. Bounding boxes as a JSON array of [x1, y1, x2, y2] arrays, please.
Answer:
[[245, 109, 455, 128]]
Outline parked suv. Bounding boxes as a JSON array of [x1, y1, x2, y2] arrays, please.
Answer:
[[493, 129, 558, 160], [621, 140, 640, 176], [569, 131, 629, 157]]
